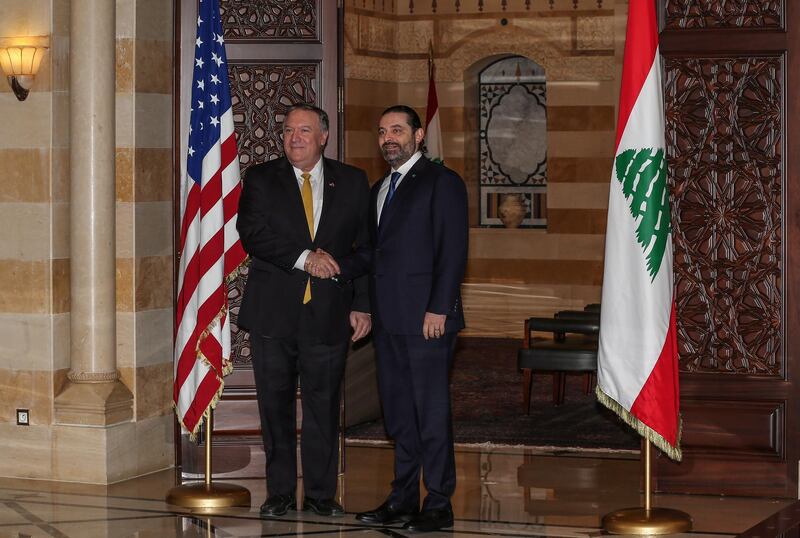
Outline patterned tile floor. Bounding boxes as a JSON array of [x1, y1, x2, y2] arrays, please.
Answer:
[[0, 444, 790, 537]]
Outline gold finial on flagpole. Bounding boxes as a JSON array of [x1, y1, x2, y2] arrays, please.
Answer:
[[166, 410, 251, 513], [602, 440, 692, 534]]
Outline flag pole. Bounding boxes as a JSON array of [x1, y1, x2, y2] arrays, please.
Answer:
[[166, 410, 251, 512], [601, 440, 692, 534]]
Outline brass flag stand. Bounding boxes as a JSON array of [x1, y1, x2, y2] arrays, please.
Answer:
[[602, 440, 692, 534], [166, 411, 251, 513]]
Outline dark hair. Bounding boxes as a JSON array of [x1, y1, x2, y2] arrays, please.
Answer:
[[381, 104, 427, 153], [286, 103, 329, 132], [381, 104, 422, 131]]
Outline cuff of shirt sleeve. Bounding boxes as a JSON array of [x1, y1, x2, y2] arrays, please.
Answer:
[[295, 249, 311, 272]]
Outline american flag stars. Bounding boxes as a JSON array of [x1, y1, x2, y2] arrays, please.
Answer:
[[187, 6, 231, 181]]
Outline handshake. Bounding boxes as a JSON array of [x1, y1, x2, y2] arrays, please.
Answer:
[[304, 248, 342, 279]]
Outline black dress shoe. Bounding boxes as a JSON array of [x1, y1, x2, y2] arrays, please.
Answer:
[[303, 497, 344, 517], [259, 495, 296, 517], [403, 508, 454, 532], [355, 501, 419, 524]]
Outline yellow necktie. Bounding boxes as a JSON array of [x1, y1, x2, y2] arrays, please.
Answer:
[[301, 173, 314, 304]]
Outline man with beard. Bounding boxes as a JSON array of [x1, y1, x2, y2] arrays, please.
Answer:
[[237, 104, 371, 518], [337, 105, 468, 532]]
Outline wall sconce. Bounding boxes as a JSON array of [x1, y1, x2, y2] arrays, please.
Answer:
[[0, 46, 48, 101]]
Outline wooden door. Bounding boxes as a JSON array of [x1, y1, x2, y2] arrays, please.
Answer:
[[177, 0, 342, 478], [655, 0, 800, 497]]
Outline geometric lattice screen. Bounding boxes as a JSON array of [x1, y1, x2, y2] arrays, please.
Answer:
[[479, 56, 547, 227]]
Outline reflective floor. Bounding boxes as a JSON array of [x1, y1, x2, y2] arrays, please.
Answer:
[[0, 443, 791, 537]]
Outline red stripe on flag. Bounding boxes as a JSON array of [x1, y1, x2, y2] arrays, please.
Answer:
[[181, 370, 223, 434], [179, 183, 201, 253], [425, 73, 438, 129], [630, 302, 681, 446], [614, 1, 659, 151]]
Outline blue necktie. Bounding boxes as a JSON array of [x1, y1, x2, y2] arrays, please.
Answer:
[[386, 171, 401, 205], [380, 171, 402, 222]]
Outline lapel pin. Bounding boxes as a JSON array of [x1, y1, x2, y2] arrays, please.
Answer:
[[328, 181, 335, 187]]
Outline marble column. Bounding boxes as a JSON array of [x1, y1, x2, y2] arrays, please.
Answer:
[[54, 0, 133, 426]]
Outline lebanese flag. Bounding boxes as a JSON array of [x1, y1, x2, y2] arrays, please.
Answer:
[[596, 0, 682, 461], [425, 51, 443, 163]]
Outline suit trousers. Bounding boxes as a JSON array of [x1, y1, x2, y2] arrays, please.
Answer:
[[374, 328, 457, 510], [250, 307, 348, 500]]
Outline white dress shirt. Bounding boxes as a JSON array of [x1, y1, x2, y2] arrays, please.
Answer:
[[376, 150, 423, 225], [292, 158, 324, 271]]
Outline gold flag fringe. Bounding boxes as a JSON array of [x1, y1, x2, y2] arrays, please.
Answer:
[[596, 386, 683, 462], [173, 292, 239, 442]]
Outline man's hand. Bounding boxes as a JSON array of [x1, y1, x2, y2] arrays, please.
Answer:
[[305, 249, 340, 279], [422, 312, 446, 340], [350, 311, 371, 342]]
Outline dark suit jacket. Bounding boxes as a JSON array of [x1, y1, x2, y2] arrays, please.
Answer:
[[341, 156, 469, 335], [236, 156, 370, 344]]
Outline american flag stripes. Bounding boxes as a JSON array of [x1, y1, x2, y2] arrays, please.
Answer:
[[174, 0, 246, 438]]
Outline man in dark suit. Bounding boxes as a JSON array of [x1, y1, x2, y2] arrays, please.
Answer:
[[236, 103, 371, 518], [339, 105, 468, 532]]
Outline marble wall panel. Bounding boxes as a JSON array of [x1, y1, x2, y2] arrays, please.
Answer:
[[0, 94, 51, 148]]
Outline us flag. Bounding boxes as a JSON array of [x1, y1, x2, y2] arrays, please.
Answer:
[[174, 0, 246, 438]]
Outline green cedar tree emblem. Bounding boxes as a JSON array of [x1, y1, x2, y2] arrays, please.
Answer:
[[614, 148, 670, 281]]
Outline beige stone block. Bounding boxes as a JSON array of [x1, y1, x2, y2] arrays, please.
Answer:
[[116, 201, 134, 258], [346, 79, 398, 107], [577, 15, 614, 50], [52, 90, 70, 146], [0, 368, 52, 424], [135, 0, 174, 41], [134, 147, 172, 202], [0, 93, 51, 148], [0, 149, 50, 202], [132, 414, 174, 477], [0, 423, 52, 480], [135, 39, 173, 94], [134, 202, 173, 257], [135, 255, 173, 310], [52, 257, 70, 313], [0, 0, 52, 38], [52, 148, 70, 201], [116, 92, 134, 148], [0, 260, 48, 313], [53, 314, 70, 370], [54, 380, 134, 427], [116, 0, 135, 38], [116, 147, 134, 202], [136, 363, 173, 419], [117, 257, 134, 312], [52, 0, 70, 37], [547, 80, 617, 107], [134, 93, 172, 148], [548, 131, 615, 158], [0, 313, 63, 371], [50, 36, 69, 92], [469, 229, 604, 261], [135, 308, 174, 368], [0, 203, 50, 260], [117, 311, 134, 370], [52, 201, 70, 258], [116, 38, 134, 94], [52, 423, 107, 483], [547, 182, 610, 209]]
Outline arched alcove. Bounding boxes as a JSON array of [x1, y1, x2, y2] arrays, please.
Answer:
[[476, 55, 547, 228]]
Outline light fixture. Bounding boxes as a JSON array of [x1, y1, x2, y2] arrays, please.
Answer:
[[0, 46, 48, 101]]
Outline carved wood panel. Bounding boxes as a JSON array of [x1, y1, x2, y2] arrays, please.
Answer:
[[227, 63, 319, 366], [664, 0, 783, 29], [219, 0, 318, 41], [665, 56, 783, 376]]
